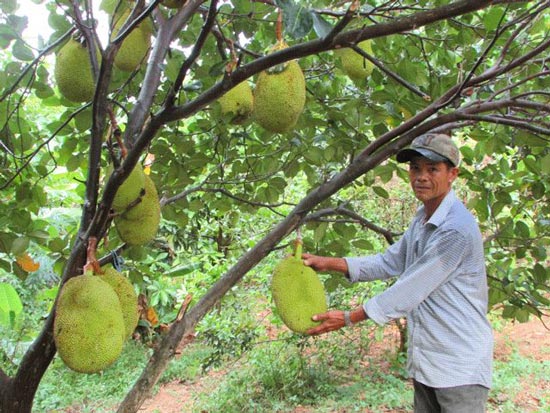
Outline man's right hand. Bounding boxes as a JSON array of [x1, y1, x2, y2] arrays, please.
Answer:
[[302, 254, 349, 275]]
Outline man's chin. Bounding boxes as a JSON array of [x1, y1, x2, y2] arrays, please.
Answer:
[[414, 191, 429, 201]]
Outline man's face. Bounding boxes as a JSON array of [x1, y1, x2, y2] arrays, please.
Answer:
[[408, 157, 458, 205]]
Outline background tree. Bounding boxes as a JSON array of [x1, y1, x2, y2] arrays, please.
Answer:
[[0, 0, 549, 412]]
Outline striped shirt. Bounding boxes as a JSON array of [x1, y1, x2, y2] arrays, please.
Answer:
[[345, 190, 493, 388]]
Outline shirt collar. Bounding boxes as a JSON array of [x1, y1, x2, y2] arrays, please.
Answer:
[[418, 189, 457, 227]]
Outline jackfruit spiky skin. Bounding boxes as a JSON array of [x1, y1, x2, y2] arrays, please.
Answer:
[[253, 60, 306, 133], [335, 40, 374, 82], [121, 173, 159, 221], [217, 81, 254, 124], [111, 10, 152, 72], [99, 267, 139, 339], [271, 256, 328, 334], [111, 165, 146, 213], [54, 39, 97, 102], [53, 274, 126, 373]]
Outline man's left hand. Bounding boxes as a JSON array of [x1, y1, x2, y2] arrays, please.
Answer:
[[306, 310, 346, 335]]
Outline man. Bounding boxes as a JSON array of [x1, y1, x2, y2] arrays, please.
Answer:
[[303, 133, 493, 413]]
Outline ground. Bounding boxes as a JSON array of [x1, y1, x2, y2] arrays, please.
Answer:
[[138, 315, 550, 413]]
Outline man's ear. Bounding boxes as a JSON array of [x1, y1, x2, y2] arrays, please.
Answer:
[[449, 166, 459, 182]]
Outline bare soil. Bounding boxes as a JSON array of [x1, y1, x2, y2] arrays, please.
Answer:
[[138, 315, 550, 413]]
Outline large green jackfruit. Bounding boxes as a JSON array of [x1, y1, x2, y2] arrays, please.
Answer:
[[121, 173, 159, 220], [99, 266, 139, 339], [54, 38, 98, 102], [114, 173, 161, 246], [53, 274, 126, 373], [335, 40, 374, 83], [253, 42, 306, 133], [271, 241, 327, 334], [111, 164, 146, 213], [111, 9, 152, 72], [114, 200, 160, 246], [217, 81, 254, 124]]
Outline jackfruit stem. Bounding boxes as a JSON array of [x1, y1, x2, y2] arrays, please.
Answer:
[[294, 238, 303, 260], [276, 10, 283, 42], [83, 236, 101, 275]]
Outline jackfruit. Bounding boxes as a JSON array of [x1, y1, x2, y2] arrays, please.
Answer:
[[54, 38, 98, 102], [253, 42, 306, 133], [114, 203, 160, 245], [271, 240, 327, 334], [111, 164, 146, 213], [335, 40, 374, 83], [99, 266, 139, 339], [120, 173, 159, 220], [217, 81, 254, 124], [53, 273, 126, 373], [114, 174, 161, 246], [111, 9, 152, 72]]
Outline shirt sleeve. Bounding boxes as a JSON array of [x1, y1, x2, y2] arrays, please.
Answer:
[[345, 228, 409, 282], [365, 228, 468, 325]]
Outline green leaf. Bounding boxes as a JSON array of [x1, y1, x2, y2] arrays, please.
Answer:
[[164, 262, 201, 278], [523, 155, 539, 174], [0, 282, 23, 327], [48, 237, 68, 253], [372, 186, 389, 199], [352, 239, 374, 250], [311, 12, 333, 38], [12, 39, 35, 61], [531, 263, 548, 284], [75, 108, 93, 132], [0, 0, 18, 14], [514, 307, 530, 323], [514, 220, 530, 238], [10, 237, 29, 256], [0, 23, 17, 47], [65, 155, 82, 172], [482, 7, 505, 31], [313, 222, 328, 244], [276, 0, 313, 39]]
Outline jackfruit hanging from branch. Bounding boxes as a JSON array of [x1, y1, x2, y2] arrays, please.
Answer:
[[252, 41, 306, 133], [54, 37, 99, 103], [270, 237, 328, 334]]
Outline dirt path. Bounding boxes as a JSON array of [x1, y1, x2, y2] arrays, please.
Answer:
[[138, 316, 550, 413]]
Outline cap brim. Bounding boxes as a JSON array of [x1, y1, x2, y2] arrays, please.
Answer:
[[396, 148, 449, 164]]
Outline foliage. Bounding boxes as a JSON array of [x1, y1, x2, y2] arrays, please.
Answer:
[[33, 341, 150, 412], [193, 340, 339, 412], [197, 287, 264, 370], [0, 0, 549, 411]]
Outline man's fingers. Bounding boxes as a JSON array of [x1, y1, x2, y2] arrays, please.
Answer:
[[312, 312, 328, 322]]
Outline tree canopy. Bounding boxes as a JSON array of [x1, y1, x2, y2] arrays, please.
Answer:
[[0, 0, 549, 411]]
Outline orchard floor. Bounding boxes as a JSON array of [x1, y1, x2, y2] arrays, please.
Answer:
[[138, 315, 550, 413]]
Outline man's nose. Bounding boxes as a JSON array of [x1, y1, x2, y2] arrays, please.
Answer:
[[415, 169, 428, 180]]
